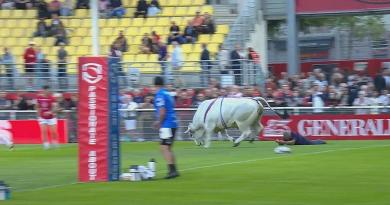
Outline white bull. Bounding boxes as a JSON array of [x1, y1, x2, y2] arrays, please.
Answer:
[[185, 97, 274, 148]]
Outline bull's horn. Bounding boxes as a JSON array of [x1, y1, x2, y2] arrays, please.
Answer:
[[184, 127, 191, 134]]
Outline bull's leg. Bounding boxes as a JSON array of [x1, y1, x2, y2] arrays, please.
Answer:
[[249, 122, 263, 143], [224, 129, 234, 142], [203, 130, 214, 148], [233, 123, 252, 147]]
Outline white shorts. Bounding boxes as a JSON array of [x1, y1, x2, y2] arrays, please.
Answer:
[[39, 118, 57, 126], [124, 120, 136, 130]]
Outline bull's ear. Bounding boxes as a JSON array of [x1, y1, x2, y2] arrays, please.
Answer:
[[184, 127, 191, 134]]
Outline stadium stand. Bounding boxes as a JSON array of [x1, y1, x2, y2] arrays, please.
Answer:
[[0, 0, 229, 75]]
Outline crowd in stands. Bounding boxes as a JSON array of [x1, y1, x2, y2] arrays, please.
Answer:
[[0, 67, 389, 114]]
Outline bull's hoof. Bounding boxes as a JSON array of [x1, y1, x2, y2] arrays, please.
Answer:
[[249, 139, 255, 143], [233, 142, 240, 147]]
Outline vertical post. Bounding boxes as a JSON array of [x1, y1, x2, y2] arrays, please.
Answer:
[[90, 0, 100, 55], [287, 0, 299, 75]]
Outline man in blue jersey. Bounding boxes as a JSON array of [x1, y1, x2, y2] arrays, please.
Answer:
[[153, 76, 179, 179], [276, 130, 327, 145]]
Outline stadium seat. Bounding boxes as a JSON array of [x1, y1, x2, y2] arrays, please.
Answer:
[[0, 10, 11, 18], [139, 27, 151, 35], [127, 27, 139, 36], [198, 35, 211, 44], [98, 19, 107, 27], [75, 9, 89, 18], [81, 37, 92, 46], [208, 43, 220, 54], [216, 25, 230, 34], [193, 44, 203, 53], [178, 0, 193, 6], [6, 19, 17, 28], [181, 62, 201, 72], [175, 7, 189, 16], [12, 10, 24, 18], [123, 54, 135, 62], [25, 10, 35, 18], [0, 20, 5, 28], [19, 19, 30, 28], [12, 28, 25, 38], [16, 38, 29, 46], [170, 17, 183, 25], [193, 0, 205, 5], [129, 44, 140, 54], [165, 0, 178, 7], [181, 44, 193, 53], [119, 18, 132, 27], [132, 18, 144, 27], [186, 53, 200, 61], [99, 36, 109, 45], [76, 46, 90, 56], [80, 19, 92, 27], [69, 19, 81, 28], [0, 29, 10, 37], [149, 54, 159, 62], [156, 17, 170, 26], [188, 6, 201, 15], [211, 34, 224, 44], [161, 7, 175, 17], [101, 28, 114, 36], [135, 54, 149, 62], [74, 28, 90, 37], [129, 0, 138, 7], [106, 19, 119, 27], [144, 18, 157, 26], [202, 5, 214, 14]]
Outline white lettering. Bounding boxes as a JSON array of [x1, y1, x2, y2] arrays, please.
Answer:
[[88, 151, 97, 181]]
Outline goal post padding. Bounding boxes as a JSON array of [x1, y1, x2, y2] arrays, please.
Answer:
[[78, 56, 120, 182]]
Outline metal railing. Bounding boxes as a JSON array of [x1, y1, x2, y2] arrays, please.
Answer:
[[0, 59, 265, 91], [224, 0, 259, 49], [2, 106, 389, 143]]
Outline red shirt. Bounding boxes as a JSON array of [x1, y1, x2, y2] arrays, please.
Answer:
[[23, 47, 37, 64], [37, 95, 56, 119]]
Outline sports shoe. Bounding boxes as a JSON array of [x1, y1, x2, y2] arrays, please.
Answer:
[[164, 171, 180, 179], [9, 144, 14, 151]]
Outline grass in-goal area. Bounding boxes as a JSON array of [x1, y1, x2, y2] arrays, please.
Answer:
[[1, 140, 390, 205]]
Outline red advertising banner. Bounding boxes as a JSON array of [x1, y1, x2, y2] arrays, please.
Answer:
[[78, 57, 109, 182], [296, 0, 390, 15], [260, 114, 390, 140], [0, 120, 67, 144]]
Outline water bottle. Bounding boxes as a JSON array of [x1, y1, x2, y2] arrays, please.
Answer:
[[129, 165, 141, 181], [0, 181, 10, 200], [148, 159, 156, 178]]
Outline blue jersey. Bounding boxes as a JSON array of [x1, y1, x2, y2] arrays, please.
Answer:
[[291, 132, 312, 145], [154, 88, 177, 128]]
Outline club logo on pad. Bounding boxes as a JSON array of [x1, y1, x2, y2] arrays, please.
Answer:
[[82, 63, 103, 84]]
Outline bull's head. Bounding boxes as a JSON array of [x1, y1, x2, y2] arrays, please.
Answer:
[[184, 123, 204, 146]]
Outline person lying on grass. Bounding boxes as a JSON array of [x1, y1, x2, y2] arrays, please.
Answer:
[[276, 131, 327, 145]]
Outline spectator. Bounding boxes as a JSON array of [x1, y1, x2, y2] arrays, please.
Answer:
[[113, 30, 128, 52], [1, 0, 14, 9], [227, 85, 243, 98], [200, 44, 211, 87], [48, 0, 62, 16], [378, 89, 390, 113], [353, 91, 371, 115], [49, 14, 63, 35], [157, 41, 168, 76], [134, 0, 148, 18], [192, 92, 205, 107], [17, 96, 35, 110], [120, 95, 140, 142], [60, 0, 73, 16], [34, 18, 50, 37], [1, 48, 17, 90], [278, 72, 289, 87], [230, 44, 243, 85], [191, 11, 204, 33], [385, 69, 390, 89], [15, 0, 33, 10], [176, 90, 192, 108], [183, 20, 198, 43], [132, 89, 144, 104], [202, 12, 215, 34], [170, 41, 183, 70], [374, 69, 387, 92], [76, 0, 89, 9], [59, 93, 76, 110], [23, 41, 37, 87], [217, 45, 229, 71], [338, 83, 349, 106], [326, 85, 340, 107], [311, 83, 326, 113], [151, 31, 161, 43], [150, 0, 160, 9], [99, 0, 110, 17], [109, 0, 126, 18], [54, 25, 68, 46], [147, 1, 161, 17], [0, 92, 12, 110], [247, 47, 260, 77], [139, 33, 153, 54], [37, 0, 50, 19], [57, 43, 68, 89], [36, 48, 51, 86]]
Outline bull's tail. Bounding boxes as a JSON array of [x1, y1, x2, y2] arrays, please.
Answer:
[[252, 97, 284, 119]]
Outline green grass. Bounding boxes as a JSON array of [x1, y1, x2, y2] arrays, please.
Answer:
[[1, 140, 390, 205]]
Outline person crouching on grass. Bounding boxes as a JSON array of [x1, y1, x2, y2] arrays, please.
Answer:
[[36, 85, 59, 149], [276, 130, 326, 145], [153, 76, 180, 179]]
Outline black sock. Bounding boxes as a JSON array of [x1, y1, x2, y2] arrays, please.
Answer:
[[168, 164, 177, 173]]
